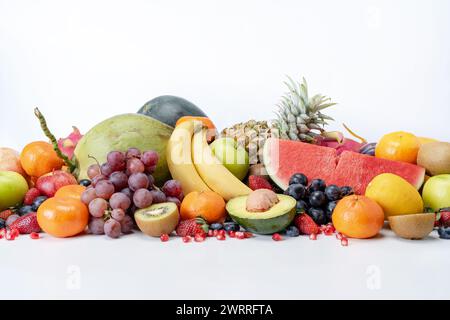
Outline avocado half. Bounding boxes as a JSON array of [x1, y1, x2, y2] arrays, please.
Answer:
[[226, 194, 296, 234]]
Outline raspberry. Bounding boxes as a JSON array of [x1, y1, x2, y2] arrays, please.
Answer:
[[24, 188, 41, 206], [30, 232, 40, 240], [272, 233, 282, 241], [160, 234, 169, 242]]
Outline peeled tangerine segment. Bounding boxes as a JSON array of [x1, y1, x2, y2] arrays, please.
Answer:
[[134, 202, 180, 237]]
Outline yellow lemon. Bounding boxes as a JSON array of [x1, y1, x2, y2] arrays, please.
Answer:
[[365, 173, 424, 218]]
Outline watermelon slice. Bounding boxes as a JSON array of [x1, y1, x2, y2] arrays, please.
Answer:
[[263, 138, 425, 194]]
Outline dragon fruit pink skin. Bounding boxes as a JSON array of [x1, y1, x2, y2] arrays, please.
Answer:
[[57, 126, 83, 160]]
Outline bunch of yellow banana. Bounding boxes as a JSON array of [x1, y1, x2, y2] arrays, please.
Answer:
[[166, 120, 251, 201]]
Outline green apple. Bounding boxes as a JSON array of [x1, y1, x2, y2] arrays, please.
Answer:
[[422, 174, 450, 212], [211, 138, 249, 180], [0, 171, 29, 211]]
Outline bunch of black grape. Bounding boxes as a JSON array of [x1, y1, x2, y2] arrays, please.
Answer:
[[285, 173, 354, 225], [81, 147, 184, 238]]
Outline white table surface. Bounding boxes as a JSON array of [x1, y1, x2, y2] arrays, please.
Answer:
[[2, 225, 448, 300]]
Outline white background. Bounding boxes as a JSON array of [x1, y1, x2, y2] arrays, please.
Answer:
[[1, 0, 450, 300]]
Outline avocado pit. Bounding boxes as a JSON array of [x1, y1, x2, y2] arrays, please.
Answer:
[[246, 189, 279, 212]]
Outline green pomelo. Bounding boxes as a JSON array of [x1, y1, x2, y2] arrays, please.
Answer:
[[74, 114, 173, 185]]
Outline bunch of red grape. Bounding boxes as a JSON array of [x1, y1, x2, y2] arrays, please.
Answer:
[[80, 147, 184, 238]]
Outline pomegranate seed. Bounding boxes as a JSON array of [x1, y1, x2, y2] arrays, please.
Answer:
[[272, 233, 282, 241], [336, 232, 343, 240], [327, 224, 336, 232], [218, 229, 226, 236], [10, 228, 19, 237], [244, 232, 253, 238], [216, 234, 226, 241], [30, 232, 40, 240], [309, 233, 317, 240], [0, 228, 5, 239], [324, 227, 334, 236], [160, 234, 169, 242], [236, 231, 245, 240], [182, 236, 191, 243], [341, 237, 348, 247], [213, 230, 219, 237], [228, 230, 236, 238], [5, 230, 15, 241], [194, 234, 206, 242], [208, 230, 214, 237]]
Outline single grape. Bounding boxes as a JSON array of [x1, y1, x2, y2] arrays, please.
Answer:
[[111, 208, 125, 222], [81, 187, 97, 205], [109, 171, 128, 191], [101, 163, 114, 177], [166, 196, 181, 208], [150, 190, 166, 204], [87, 164, 101, 179], [126, 158, 145, 175], [126, 147, 141, 159], [104, 218, 121, 238], [133, 188, 153, 208], [89, 198, 108, 218], [128, 173, 149, 191], [120, 215, 134, 234], [145, 165, 157, 174], [141, 150, 159, 167], [88, 218, 105, 235], [109, 192, 131, 211], [121, 187, 133, 199], [162, 180, 182, 197], [107, 151, 126, 171], [91, 174, 107, 187], [95, 180, 115, 200]]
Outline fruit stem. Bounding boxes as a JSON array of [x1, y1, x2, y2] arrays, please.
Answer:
[[342, 123, 367, 144], [34, 108, 77, 173]]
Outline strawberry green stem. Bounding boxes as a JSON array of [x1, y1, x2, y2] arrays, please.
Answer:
[[34, 107, 77, 173]]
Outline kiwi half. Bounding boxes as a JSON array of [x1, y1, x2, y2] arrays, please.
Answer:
[[388, 213, 435, 240], [135, 202, 180, 237]]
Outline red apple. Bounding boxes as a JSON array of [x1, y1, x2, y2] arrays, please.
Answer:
[[36, 170, 77, 197]]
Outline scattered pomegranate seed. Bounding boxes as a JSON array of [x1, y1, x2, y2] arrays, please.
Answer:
[[324, 227, 334, 236], [244, 232, 253, 238], [218, 229, 226, 236], [5, 230, 16, 241], [194, 234, 206, 242], [228, 230, 236, 238], [341, 237, 348, 247], [272, 233, 282, 241], [10, 228, 19, 238], [0, 228, 5, 239], [182, 236, 191, 243], [30, 232, 40, 240], [336, 232, 343, 240], [309, 233, 317, 240], [327, 224, 336, 232], [208, 230, 214, 237], [216, 234, 226, 241], [235, 231, 245, 240], [160, 234, 169, 242], [213, 230, 219, 237]]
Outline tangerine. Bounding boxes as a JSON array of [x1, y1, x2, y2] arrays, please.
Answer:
[[54, 184, 86, 201], [20, 141, 64, 178], [375, 131, 420, 164], [180, 191, 226, 223]]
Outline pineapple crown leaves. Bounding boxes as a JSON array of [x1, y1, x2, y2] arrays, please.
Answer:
[[272, 76, 337, 140]]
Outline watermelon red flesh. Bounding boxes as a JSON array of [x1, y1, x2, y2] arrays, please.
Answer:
[[329, 151, 425, 194], [263, 138, 425, 194], [263, 138, 337, 190]]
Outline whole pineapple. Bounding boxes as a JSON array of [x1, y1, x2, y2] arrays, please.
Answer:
[[221, 77, 336, 164]]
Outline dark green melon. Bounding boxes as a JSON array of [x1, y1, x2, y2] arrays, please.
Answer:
[[137, 95, 207, 128]]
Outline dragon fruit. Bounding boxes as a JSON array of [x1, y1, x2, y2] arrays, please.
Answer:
[[316, 124, 375, 155], [57, 127, 83, 159]]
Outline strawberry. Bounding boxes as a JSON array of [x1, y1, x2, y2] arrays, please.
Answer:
[[248, 175, 272, 191], [294, 213, 319, 235], [0, 209, 15, 220], [176, 218, 209, 237], [9, 212, 41, 234], [439, 211, 450, 228], [24, 188, 41, 206]]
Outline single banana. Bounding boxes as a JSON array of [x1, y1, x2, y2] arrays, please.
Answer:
[[192, 126, 252, 201], [166, 120, 212, 195]]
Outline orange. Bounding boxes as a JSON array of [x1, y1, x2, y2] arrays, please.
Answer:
[[20, 141, 64, 178], [180, 191, 226, 223], [375, 131, 420, 164], [54, 185, 86, 201], [37, 197, 88, 238], [332, 195, 384, 239]]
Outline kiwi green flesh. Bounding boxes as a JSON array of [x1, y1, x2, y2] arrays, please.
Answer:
[[135, 203, 178, 221]]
